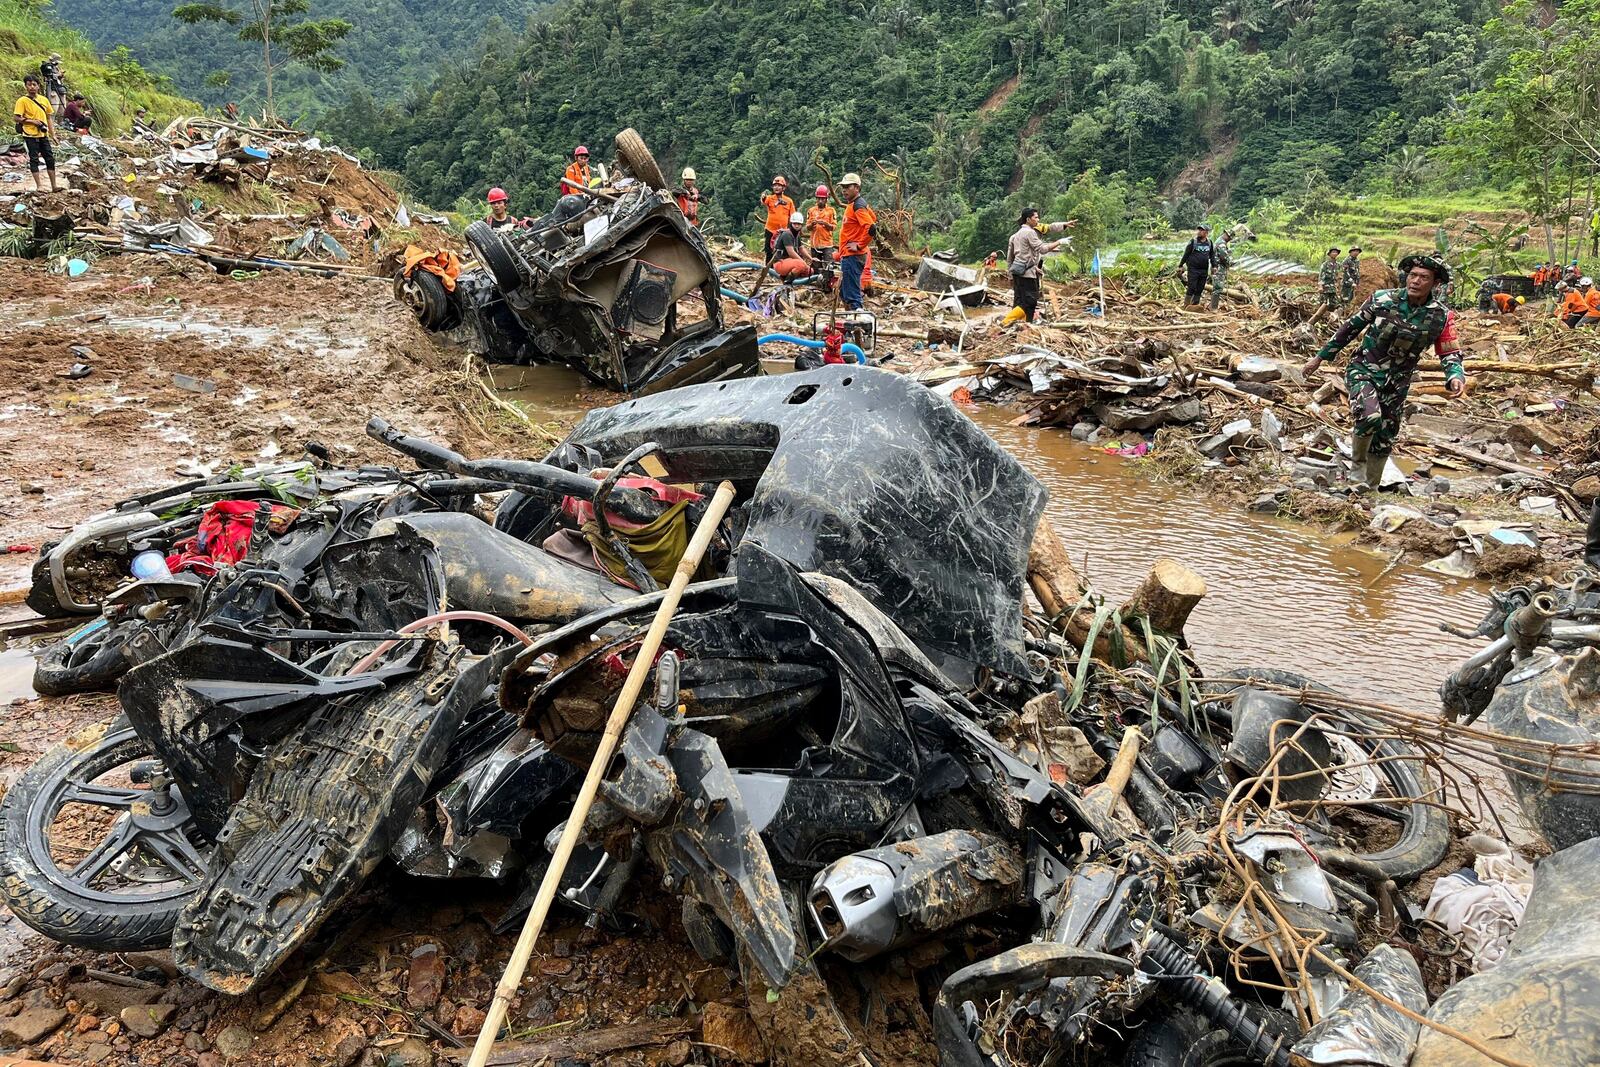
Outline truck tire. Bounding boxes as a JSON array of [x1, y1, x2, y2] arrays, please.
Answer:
[[32, 617, 132, 697], [465, 220, 525, 291], [614, 128, 667, 191], [394, 268, 452, 331], [0, 719, 209, 951]]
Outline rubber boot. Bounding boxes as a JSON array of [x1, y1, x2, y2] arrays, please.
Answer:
[[1002, 306, 1027, 327], [1364, 450, 1388, 490], [1209, 287, 1222, 311]]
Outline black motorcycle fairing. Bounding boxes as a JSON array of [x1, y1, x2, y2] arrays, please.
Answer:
[[556, 367, 1047, 681]]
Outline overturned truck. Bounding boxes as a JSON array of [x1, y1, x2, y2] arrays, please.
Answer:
[[397, 129, 759, 393]]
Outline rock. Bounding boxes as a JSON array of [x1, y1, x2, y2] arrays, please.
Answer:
[[537, 958, 573, 977], [185, 1031, 210, 1052], [1070, 421, 1096, 442], [384, 1036, 436, 1067], [701, 1003, 766, 1063], [214, 1024, 254, 1059], [121, 1002, 177, 1038], [21, 483, 44, 495], [81, 1041, 114, 1064], [333, 1031, 367, 1067], [0, 1006, 67, 1044], [451, 1004, 486, 1037], [1259, 409, 1284, 451], [1428, 475, 1452, 496], [66, 980, 159, 1017], [122, 951, 179, 980], [1250, 492, 1281, 514], [1573, 475, 1600, 503], [406, 944, 446, 1012], [309, 971, 365, 997], [76, 1012, 101, 1033], [198, 1052, 225, 1067], [1233, 355, 1283, 383]]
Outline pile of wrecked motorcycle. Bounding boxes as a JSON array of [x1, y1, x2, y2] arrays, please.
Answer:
[[9, 368, 1600, 1066]]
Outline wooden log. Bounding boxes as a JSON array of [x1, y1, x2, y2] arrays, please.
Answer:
[[1118, 559, 1207, 636], [1027, 518, 1150, 664]]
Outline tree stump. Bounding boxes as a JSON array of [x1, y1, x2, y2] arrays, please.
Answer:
[[1118, 558, 1207, 637]]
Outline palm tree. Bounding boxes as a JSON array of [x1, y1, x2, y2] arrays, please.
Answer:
[[885, 1, 921, 40]]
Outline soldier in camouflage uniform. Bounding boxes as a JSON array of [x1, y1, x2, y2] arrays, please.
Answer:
[[1301, 254, 1464, 488], [1209, 228, 1236, 310], [1314, 247, 1342, 321], [1340, 246, 1362, 305]]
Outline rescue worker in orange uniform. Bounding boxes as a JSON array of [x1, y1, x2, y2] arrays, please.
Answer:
[[770, 213, 814, 280], [1558, 280, 1593, 327], [561, 145, 591, 196], [805, 185, 837, 284], [674, 167, 701, 227], [760, 175, 795, 260], [1490, 292, 1525, 314], [836, 172, 877, 311]]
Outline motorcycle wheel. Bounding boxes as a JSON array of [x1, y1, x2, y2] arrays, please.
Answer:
[[32, 616, 132, 697], [1125, 1007, 1288, 1067], [1198, 667, 1451, 880], [0, 719, 211, 950]]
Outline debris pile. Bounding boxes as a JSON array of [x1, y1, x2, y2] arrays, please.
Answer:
[[2, 368, 1597, 1066], [2, 117, 450, 280]]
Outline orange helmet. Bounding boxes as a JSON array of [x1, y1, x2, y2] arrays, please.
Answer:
[[773, 175, 787, 187], [486, 187, 508, 204]]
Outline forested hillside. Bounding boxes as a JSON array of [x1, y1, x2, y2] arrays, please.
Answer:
[[321, 0, 1501, 252], [47, 0, 545, 121]]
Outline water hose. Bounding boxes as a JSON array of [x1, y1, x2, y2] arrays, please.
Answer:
[[347, 610, 535, 675], [758, 332, 866, 365], [717, 261, 765, 273]]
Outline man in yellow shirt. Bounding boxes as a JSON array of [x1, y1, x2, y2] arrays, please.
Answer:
[[13, 74, 60, 193]]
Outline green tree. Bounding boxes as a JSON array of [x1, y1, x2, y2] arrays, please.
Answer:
[[172, 0, 352, 118]]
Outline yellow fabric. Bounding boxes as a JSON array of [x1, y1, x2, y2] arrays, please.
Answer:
[[13, 94, 51, 138], [583, 501, 697, 587]]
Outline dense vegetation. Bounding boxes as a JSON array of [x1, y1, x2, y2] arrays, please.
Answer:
[[45, 0, 544, 123], [317, 0, 1509, 258], [0, 0, 195, 135]]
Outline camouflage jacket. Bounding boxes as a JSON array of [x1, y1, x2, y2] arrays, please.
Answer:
[[1340, 256, 1360, 296], [1316, 289, 1463, 381], [1319, 258, 1340, 295]]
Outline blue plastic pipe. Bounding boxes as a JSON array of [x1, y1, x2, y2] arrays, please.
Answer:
[[718, 261, 766, 273], [758, 333, 867, 365]]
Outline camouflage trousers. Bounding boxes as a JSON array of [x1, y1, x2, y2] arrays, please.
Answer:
[[1209, 266, 1229, 310], [1347, 361, 1414, 456]]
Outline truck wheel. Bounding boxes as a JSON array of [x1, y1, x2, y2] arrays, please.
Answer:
[[614, 128, 667, 191], [465, 220, 525, 291], [395, 269, 453, 331]]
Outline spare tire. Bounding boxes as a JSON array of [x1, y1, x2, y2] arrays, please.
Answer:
[[465, 220, 526, 292], [614, 128, 667, 191]]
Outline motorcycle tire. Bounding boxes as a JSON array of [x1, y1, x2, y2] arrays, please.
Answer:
[[0, 719, 210, 951], [1201, 667, 1451, 880], [465, 220, 526, 291], [1125, 1007, 1288, 1067], [32, 616, 131, 697], [614, 127, 667, 191]]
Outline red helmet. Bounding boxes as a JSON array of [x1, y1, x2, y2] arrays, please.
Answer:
[[486, 187, 508, 204], [815, 185, 830, 199], [574, 145, 589, 157]]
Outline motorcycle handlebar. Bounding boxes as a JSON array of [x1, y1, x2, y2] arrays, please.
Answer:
[[365, 417, 662, 523]]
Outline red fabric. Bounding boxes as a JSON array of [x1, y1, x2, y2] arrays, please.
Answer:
[[773, 256, 811, 279], [1434, 310, 1459, 357], [166, 499, 295, 575], [561, 476, 703, 532]]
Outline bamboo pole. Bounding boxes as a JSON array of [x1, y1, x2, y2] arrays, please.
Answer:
[[466, 481, 738, 1067]]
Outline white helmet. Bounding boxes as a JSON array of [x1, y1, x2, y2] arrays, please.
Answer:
[[681, 167, 696, 181], [1581, 276, 1595, 286]]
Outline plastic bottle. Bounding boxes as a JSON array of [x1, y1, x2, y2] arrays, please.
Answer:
[[131, 550, 173, 581]]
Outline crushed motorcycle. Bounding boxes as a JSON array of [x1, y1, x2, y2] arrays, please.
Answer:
[[3, 368, 1453, 1064]]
